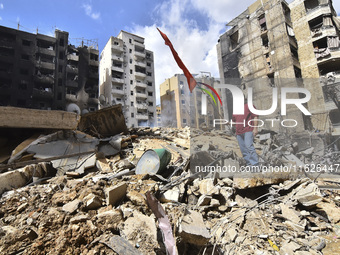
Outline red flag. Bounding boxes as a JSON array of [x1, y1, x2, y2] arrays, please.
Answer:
[[157, 28, 197, 92]]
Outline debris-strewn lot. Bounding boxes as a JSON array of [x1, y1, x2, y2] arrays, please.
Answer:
[[0, 127, 339, 255]]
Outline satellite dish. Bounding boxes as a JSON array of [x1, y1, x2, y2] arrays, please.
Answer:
[[82, 109, 89, 115], [66, 103, 81, 114]]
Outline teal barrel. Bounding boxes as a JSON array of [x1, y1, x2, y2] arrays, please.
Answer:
[[135, 149, 172, 175]]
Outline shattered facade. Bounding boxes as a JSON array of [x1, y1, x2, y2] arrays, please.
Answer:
[[0, 25, 99, 113], [160, 74, 223, 129], [217, 0, 340, 135], [290, 0, 340, 135], [99, 31, 157, 128]]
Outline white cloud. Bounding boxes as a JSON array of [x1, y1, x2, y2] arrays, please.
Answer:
[[131, 0, 230, 104], [0, 17, 2, 21], [131, 0, 340, 105], [0, 3, 3, 10], [82, 4, 100, 20]]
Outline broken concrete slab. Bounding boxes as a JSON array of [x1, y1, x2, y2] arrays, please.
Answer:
[[280, 203, 301, 224], [121, 212, 158, 253], [293, 182, 323, 207], [159, 189, 180, 203], [106, 183, 127, 206], [69, 214, 89, 224], [62, 199, 81, 214], [179, 210, 211, 246], [0, 106, 79, 130], [8, 130, 98, 175], [0, 162, 54, 196], [84, 194, 102, 210], [316, 202, 340, 223]]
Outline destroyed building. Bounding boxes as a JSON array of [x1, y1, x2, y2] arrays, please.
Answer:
[[217, 0, 340, 135], [99, 31, 157, 128], [0, 25, 99, 113], [160, 74, 223, 129]]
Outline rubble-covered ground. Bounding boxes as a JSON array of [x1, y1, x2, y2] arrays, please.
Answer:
[[0, 127, 340, 254]]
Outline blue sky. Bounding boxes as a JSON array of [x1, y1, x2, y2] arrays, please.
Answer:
[[0, 0, 339, 104]]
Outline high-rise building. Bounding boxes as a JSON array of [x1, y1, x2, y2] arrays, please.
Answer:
[[0, 25, 99, 113], [217, 0, 340, 135], [160, 74, 223, 129], [290, 0, 340, 135], [99, 31, 156, 128]]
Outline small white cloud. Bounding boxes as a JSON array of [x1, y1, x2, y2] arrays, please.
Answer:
[[0, 17, 2, 21], [82, 4, 100, 20], [0, 3, 3, 10]]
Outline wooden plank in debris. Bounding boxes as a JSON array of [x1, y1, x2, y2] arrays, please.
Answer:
[[0, 106, 79, 129]]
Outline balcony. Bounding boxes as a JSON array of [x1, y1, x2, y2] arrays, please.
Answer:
[[316, 48, 340, 64], [37, 47, 55, 56], [135, 61, 146, 68], [112, 77, 124, 84], [112, 66, 124, 73], [136, 114, 149, 120], [311, 27, 337, 42], [112, 88, 124, 96], [134, 40, 145, 48], [32, 88, 53, 99], [135, 51, 145, 59], [66, 80, 78, 88], [37, 61, 55, 70], [67, 54, 79, 61], [306, 5, 334, 22], [66, 65, 78, 74], [136, 103, 147, 109], [0, 39, 15, 48], [112, 44, 123, 53], [34, 75, 54, 84], [112, 54, 123, 62], [135, 81, 147, 88], [66, 94, 77, 103], [90, 60, 98, 66], [136, 92, 147, 99], [135, 71, 146, 79]]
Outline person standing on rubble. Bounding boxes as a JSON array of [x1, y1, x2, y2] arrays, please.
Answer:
[[232, 98, 259, 167]]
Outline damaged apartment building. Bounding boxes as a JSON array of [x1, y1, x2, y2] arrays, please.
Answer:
[[160, 74, 223, 129], [0, 25, 99, 113], [217, 0, 340, 136], [99, 31, 157, 128]]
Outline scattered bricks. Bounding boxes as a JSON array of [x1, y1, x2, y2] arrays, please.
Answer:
[[198, 178, 219, 195], [84, 194, 102, 210], [106, 183, 127, 206], [127, 191, 147, 207], [62, 199, 81, 214], [280, 203, 301, 224], [96, 209, 123, 225], [69, 214, 89, 224], [179, 210, 211, 246], [121, 212, 158, 253], [159, 189, 180, 203], [227, 229, 238, 243], [293, 183, 323, 207]]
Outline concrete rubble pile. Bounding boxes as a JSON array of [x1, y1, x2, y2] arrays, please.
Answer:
[[0, 126, 339, 255]]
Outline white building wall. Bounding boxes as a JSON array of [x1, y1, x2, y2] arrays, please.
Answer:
[[99, 31, 156, 127]]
